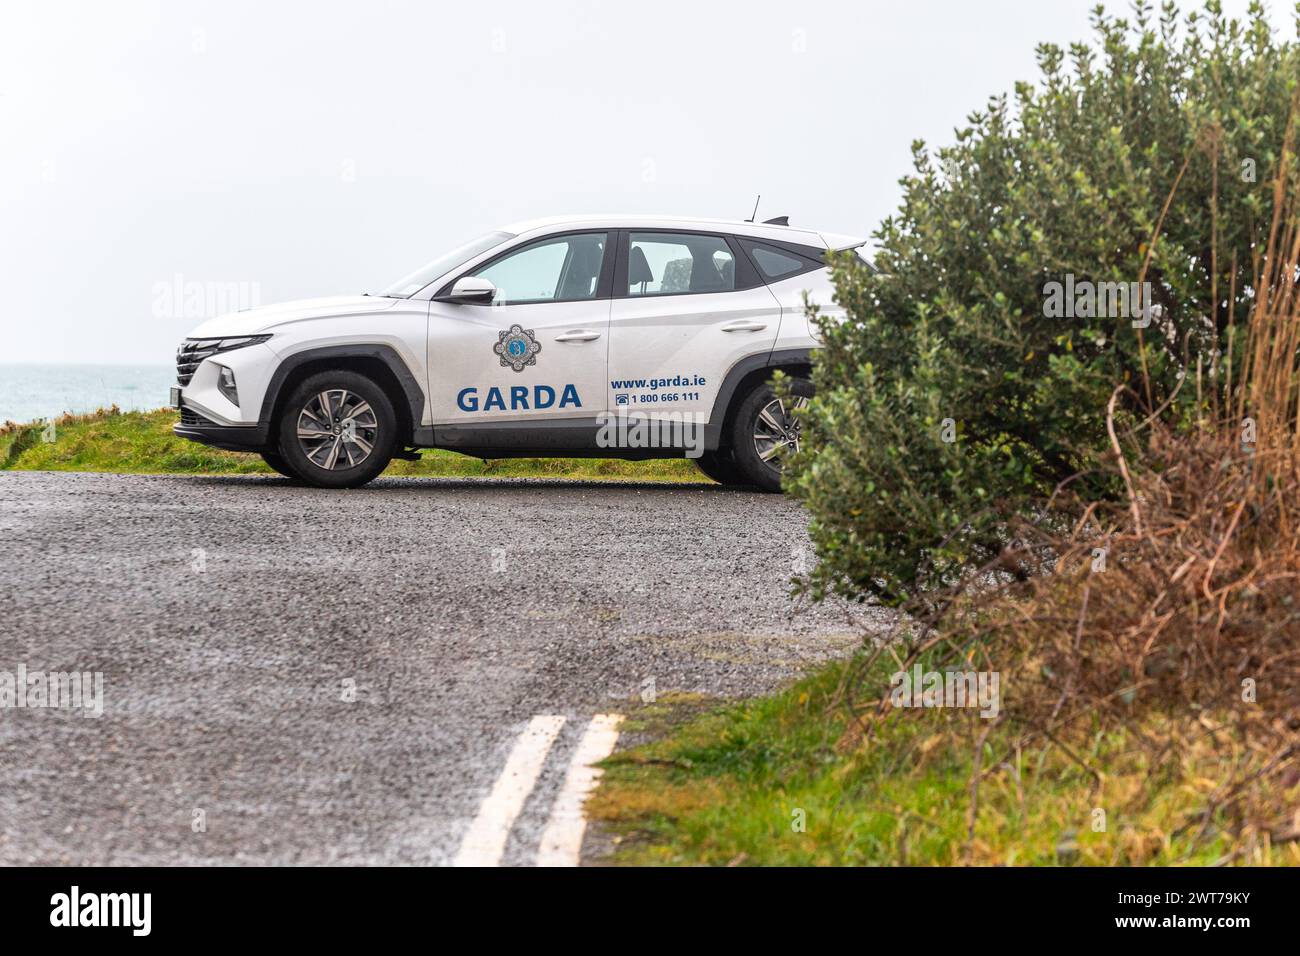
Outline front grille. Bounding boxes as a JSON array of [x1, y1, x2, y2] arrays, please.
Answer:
[[175, 339, 222, 386], [179, 407, 215, 428]]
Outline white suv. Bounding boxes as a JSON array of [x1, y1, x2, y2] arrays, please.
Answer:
[[172, 215, 863, 491]]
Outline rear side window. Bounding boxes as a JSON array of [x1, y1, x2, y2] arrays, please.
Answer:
[[750, 246, 805, 278], [738, 239, 825, 283], [627, 232, 736, 296]]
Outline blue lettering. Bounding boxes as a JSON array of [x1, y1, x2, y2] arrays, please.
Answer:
[[457, 383, 580, 412]]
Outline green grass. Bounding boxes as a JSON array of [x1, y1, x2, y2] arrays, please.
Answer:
[[590, 657, 1298, 866], [0, 407, 707, 481]]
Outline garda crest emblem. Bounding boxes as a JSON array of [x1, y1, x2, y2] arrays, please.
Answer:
[[494, 324, 542, 372]]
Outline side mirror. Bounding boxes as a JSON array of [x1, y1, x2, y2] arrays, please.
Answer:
[[434, 276, 497, 305]]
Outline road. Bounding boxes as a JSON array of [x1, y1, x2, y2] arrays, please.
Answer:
[[0, 472, 885, 865]]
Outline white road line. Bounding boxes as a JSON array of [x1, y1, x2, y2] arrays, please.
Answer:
[[452, 714, 566, 867], [536, 713, 624, 867]]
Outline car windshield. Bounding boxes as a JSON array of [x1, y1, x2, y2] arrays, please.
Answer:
[[379, 230, 514, 297]]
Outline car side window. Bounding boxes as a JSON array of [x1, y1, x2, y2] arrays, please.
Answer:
[[749, 246, 805, 279], [472, 232, 607, 304], [738, 239, 825, 283], [627, 232, 736, 296]]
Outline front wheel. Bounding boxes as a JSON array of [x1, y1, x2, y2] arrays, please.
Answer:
[[259, 450, 301, 480], [727, 378, 813, 493], [275, 370, 398, 489]]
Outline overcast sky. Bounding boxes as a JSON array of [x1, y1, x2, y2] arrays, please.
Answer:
[[1, 0, 1290, 364]]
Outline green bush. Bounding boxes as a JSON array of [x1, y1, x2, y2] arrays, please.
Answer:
[[789, 1, 1299, 605]]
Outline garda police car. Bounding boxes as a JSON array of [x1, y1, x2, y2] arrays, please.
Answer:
[[171, 215, 864, 491]]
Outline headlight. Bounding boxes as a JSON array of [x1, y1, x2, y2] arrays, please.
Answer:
[[176, 334, 271, 386], [216, 365, 239, 406], [209, 335, 270, 351], [177, 334, 271, 357]]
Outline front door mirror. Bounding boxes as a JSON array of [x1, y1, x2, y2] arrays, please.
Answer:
[[434, 276, 497, 305]]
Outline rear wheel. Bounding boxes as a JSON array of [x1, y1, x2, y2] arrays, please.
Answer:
[[728, 377, 813, 493], [693, 449, 751, 487], [276, 370, 398, 489]]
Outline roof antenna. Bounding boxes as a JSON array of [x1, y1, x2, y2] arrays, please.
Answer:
[[745, 194, 761, 223]]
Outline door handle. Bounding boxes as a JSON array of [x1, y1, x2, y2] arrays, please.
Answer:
[[554, 330, 602, 342], [721, 320, 768, 332]]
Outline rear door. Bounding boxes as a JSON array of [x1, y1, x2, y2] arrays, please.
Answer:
[[606, 230, 780, 429]]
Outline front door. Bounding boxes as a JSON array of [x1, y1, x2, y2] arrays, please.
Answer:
[[427, 231, 612, 443]]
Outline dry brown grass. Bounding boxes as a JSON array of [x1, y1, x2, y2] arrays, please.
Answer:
[[0, 403, 124, 437]]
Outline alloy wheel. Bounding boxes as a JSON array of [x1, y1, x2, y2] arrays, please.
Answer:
[[753, 396, 808, 466], [296, 389, 379, 470]]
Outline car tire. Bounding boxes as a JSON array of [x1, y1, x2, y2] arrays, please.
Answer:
[[693, 449, 752, 487], [728, 377, 813, 494], [259, 450, 301, 480], [276, 370, 398, 489]]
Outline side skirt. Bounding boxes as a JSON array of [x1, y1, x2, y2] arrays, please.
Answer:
[[428, 418, 702, 460]]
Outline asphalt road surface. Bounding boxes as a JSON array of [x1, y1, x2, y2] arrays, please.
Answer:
[[0, 472, 886, 865]]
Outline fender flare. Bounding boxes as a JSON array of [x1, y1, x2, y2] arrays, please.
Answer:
[[705, 347, 814, 448], [257, 344, 426, 433]]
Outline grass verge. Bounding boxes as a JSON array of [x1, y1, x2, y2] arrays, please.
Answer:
[[0, 407, 706, 481], [590, 656, 1300, 866]]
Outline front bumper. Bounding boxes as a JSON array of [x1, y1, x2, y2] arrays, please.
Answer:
[[173, 406, 268, 452]]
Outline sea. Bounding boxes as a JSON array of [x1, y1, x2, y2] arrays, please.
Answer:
[[0, 364, 177, 424]]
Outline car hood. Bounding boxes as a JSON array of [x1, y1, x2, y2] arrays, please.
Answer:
[[185, 295, 401, 338]]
